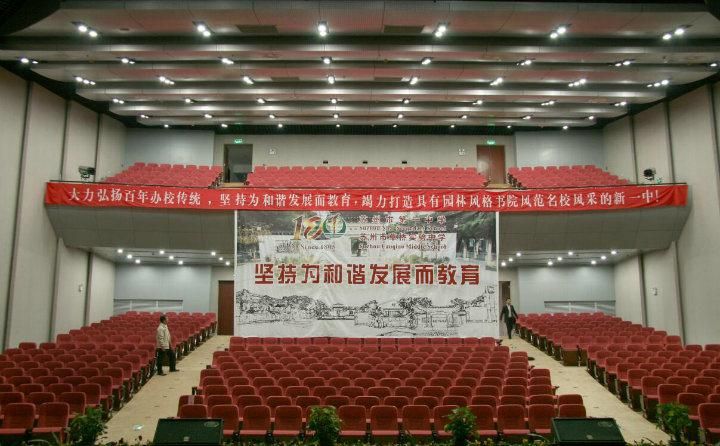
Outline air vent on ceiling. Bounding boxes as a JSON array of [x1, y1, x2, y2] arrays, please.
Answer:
[[270, 77, 300, 82], [236, 25, 278, 34], [383, 25, 424, 35], [374, 77, 403, 82]]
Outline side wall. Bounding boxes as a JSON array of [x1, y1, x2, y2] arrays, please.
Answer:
[[515, 266, 615, 314], [514, 130, 605, 168], [0, 68, 125, 347], [114, 265, 213, 313], [604, 83, 720, 344]]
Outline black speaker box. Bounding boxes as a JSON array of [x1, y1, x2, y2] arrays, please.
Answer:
[[551, 418, 625, 446], [153, 418, 223, 446]]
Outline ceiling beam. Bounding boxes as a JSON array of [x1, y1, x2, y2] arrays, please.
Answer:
[[3, 35, 720, 56]]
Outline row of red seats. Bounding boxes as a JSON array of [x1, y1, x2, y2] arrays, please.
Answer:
[[518, 312, 720, 442], [0, 402, 71, 441], [247, 166, 488, 188], [1, 388, 100, 420], [103, 163, 223, 187], [182, 337, 585, 442], [507, 165, 630, 187], [175, 403, 587, 440]]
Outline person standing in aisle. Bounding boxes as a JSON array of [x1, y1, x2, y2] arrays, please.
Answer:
[[500, 298, 519, 339], [156, 315, 178, 375]]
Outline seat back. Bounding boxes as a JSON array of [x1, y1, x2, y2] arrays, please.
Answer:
[[2, 403, 36, 428], [369, 405, 398, 430], [211, 404, 239, 431], [38, 402, 70, 428]]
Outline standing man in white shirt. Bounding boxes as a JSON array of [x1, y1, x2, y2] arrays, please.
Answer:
[[156, 315, 178, 375]]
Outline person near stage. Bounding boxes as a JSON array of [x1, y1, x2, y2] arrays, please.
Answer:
[[500, 298, 519, 339], [156, 315, 178, 375]]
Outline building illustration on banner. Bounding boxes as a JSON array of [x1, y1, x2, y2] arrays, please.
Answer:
[[235, 210, 499, 337]]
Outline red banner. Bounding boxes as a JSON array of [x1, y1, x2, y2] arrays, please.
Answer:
[[45, 182, 687, 213]]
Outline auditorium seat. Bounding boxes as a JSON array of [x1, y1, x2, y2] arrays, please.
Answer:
[[468, 404, 498, 438], [272, 405, 303, 438], [497, 404, 529, 438], [338, 405, 367, 439], [211, 405, 240, 438], [369, 405, 400, 441], [507, 165, 630, 188], [34, 402, 70, 441], [103, 163, 223, 188], [528, 404, 555, 436], [239, 405, 271, 439], [0, 403, 35, 437], [699, 403, 720, 444]]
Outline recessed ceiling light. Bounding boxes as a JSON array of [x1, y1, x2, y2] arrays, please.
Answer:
[[333, 113, 339, 119], [557, 25, 567, 35], [211, 251, 217, 256], [163, 124, 169, 128], [490, 77, 503, 86], [507, 125, 512, 129], [178, 260, 184, 265], [614, 101, 627, 107], [219, 257, 224, 261], [242, 76, 254, 85], [88, 29, 99, 38], [501, 261, 506, 267], [591, 260, 597, 265], [203, 113, 213, 119], [547, 260, 554, 266], [225, 261, 231, 266], [76, 23, 88, 33], [508, 257, 514, 262], [557, 256, 563, 261], [135, 259, 141, 264], [662, 32, 673, 40], [126, 254, 133, 259], [220, 57, 234, 65], [20, 57, 29, 64], [169, 255, 175, 260], [196, 23, 207, 33], [661, 79, 669, 86], [550, 32, 559, 39], [562, 125, 569, 130], [601, 255, 607, 260], [330, 98, 338, 104], [568, 251, 574, 256], [450, 124, 455, 128], [623, 60, 632, 66], [461, 115, 468, 119], [159, 250, 165, 255], [588, 115, 595, 121], [474, 99, 483, 105], [121, 57, 130, 64], [202, 29, 212, 37], [184, 98, 194, 103], [278, 123, 284, 128], [336, 124, 340, 128], [711, 62, 719, 68], [327, 75, 335, 84], [392, 124, 398, 128], [611, 250, 617, 255], [220, 123, 228, 128], [409, 76, 419, 85], [269, 114, 276, 119], [674, 26, 685, 36], [322, 56, 332, 65], [140, 114, 149, 119], [522, 115, 532, 120], [317, 21, 329, 37], [541, 100, 556, 106], [434, 23, 447, 38], [117, 248, 124, 254], [397, 113, 404, 119], [421, 57, 432, 65], [402, 98, 410, 104], [518, 59, 532, 66]]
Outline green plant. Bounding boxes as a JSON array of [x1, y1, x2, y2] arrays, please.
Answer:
[[444, 407, 477, 446], [68, 407, 107, 446], [306, 406, 341, 446], [656, 403, 692, 445]]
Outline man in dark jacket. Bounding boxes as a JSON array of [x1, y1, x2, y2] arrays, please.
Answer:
[[500, 298, 519, 339]]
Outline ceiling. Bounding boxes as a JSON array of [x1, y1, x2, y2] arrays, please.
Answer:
[[93, 247, 234, 267], [2, 1, 720, 132], [498, 248, 637, 268]]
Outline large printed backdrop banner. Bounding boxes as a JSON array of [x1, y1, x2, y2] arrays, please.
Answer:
[[234, 210, 499, 338]]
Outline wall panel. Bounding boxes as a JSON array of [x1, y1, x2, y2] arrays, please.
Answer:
[[7, 84, 66, 346], [0, 69, 28, 348]]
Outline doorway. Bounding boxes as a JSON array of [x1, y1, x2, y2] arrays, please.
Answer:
[[476, 145, 506, 184], [224, 144, 253, 183], [217, 281, 234, 335]]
